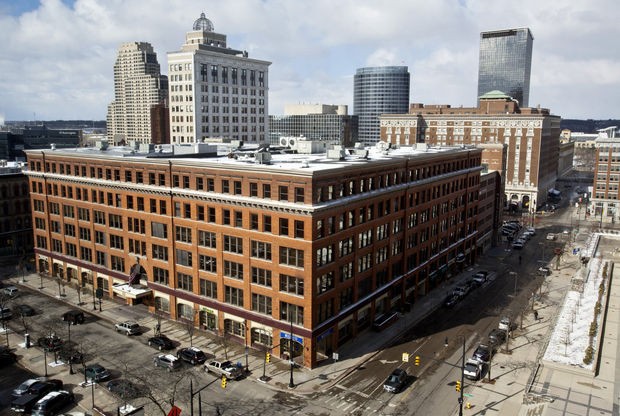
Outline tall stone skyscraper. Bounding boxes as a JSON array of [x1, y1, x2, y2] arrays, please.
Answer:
[[477, 28, 533, 107], [353, 66, 410, 147], [107, 42, 168, 144], [167, 12, 271, 144]]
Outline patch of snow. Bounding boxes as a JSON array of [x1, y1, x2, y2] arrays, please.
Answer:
[[542, 236, 606, 369]]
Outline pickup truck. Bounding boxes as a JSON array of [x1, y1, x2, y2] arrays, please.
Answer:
[[204, 359, 242, 380]]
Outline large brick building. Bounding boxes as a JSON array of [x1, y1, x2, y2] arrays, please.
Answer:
[[380, 91, 561, 213], [25, 142, 481, 368]]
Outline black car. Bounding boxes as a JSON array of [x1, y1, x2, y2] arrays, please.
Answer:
[[30, 390, 75, 416], [15, 304, 36, 317], [488, 328, 507, 346], [37, 335, 64, 352], [444, 294, 459, 308], [177, 346, 208, 365], [106, 379, 147, 399], [61, 309, 85, 325], [11, 379, 64, 413], [0, 351, 17, 367], [148, 335, 175, 350], [472, 344, 492, 363], [383, 368, 408, 393]]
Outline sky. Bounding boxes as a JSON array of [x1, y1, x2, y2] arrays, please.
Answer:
[[0, 0, 619, 122]]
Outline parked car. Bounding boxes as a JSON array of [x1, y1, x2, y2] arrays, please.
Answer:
[[526, 227, 536, 235], [464, 358, 484, 380], [383, 368, 408, 393], [12, 378, 42, 399], [153, 354, 182, 371], [37, 335, 64, 352], [147, 335, 175, 350], [177, 346, 208, 365], [472, 344, 492, 363], [30, 390, 75, 416], [3, 286, 19, 298], [84, 363, 111, 382], [488, 328, 508, 346], [452, 285, 469, 298], [15, 304, 36, 317], [546, 233, 556, 241], [499, 316, 517, 332], [114, 321, 141, 335], [472, 272, 487, 285], [444, 294, 460, 308], [455, 253, 466, 263], [0, 307, 12, 320], [106, 379, 147, 399], [61, 310, 85, 325], [538, 266, 551, 276], [512, 241, 524, 250], [0, 350, 17, 367], [11, 380, 64, 413]]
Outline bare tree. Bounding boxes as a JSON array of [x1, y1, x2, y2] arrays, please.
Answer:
[[124, 361, 198, 415], [184, 308, 197, 346]]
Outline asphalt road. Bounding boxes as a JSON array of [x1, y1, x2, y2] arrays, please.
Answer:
[[301, 207, 572, 415]]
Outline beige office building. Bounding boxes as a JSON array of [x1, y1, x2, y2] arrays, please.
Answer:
[[107, 42, 168, 145], [167, 12, 271, 144]]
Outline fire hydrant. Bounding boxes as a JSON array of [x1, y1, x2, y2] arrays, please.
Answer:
[[466, 402, 472, 409]]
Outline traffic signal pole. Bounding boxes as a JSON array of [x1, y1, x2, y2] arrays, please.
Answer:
[[459, 338, 465, 416]]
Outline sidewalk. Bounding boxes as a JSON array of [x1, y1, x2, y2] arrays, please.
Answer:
[[3, 252, 503, 414]]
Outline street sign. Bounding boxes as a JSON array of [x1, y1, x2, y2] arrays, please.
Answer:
[[463, 393, 474, 397], [402, 352, 409, 362]]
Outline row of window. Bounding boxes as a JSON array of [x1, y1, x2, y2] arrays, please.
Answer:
[[28, 156, 479, 206]]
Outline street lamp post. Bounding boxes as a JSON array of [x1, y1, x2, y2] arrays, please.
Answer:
[[39, 273, 44, 290], [288, 319, 295, 389], [92, 285, 96, 311], [509, 272, 518, 296], [459, 338, 465, 416]]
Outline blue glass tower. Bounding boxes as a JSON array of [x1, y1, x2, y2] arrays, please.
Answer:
[[477, 28, 533, 107], [354, 66, 410, 146]]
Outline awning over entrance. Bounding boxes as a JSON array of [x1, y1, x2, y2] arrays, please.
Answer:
[[112, 283, 152, 300]]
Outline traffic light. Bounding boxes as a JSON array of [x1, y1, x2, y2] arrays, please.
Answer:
[[455, 380, 461, 392], [221, 375, 227, 389], [266, 352, 271, 363], [414, 356, 420, 366]]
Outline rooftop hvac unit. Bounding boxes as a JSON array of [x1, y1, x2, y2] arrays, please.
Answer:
[[255, 151, 272, 164]]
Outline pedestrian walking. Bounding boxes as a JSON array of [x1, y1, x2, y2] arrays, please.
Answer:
[[534, 310, 539, 321]]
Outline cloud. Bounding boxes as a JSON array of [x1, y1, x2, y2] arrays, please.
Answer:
[[0, 0, 618, 120]]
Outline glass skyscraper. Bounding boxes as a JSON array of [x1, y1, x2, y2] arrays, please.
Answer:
[[477, 28, 533, 107], [354, 66, 410, 146]]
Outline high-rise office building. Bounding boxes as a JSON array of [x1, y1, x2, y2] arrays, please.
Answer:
[[167, 12, 271, 144], [107, 42, 168, 144], [477, 28, 533, 107], [353, 66, 410, 147]]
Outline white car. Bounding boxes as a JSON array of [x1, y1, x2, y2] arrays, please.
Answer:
[[114, 321, 141, 335], [546, 233, 556, 241], [2, 286, 18, 298]]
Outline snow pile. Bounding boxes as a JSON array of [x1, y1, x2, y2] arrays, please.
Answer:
[[542, 254, 605, 369], [580, 234, 600, 260]]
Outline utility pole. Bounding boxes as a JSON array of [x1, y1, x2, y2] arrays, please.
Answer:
[[459, 338, 465, 416]]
